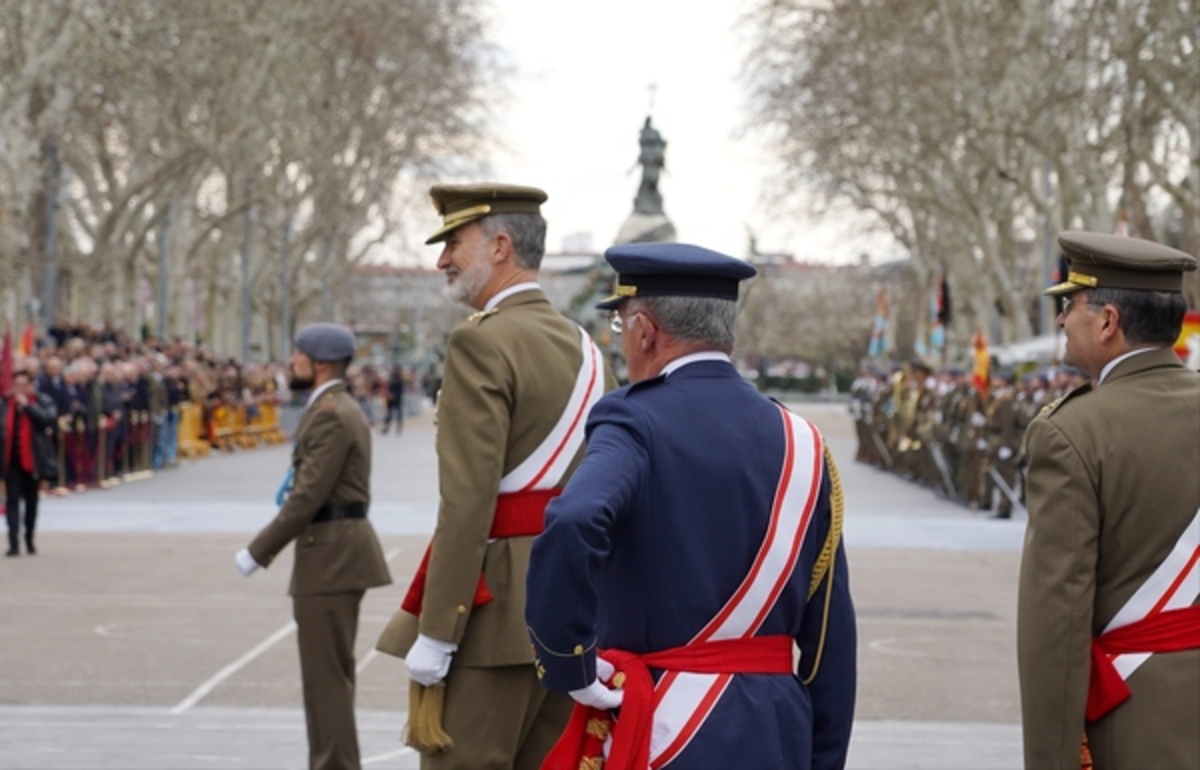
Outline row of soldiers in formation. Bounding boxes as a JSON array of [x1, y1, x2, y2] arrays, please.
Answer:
[[849, 361, 1089, 518]]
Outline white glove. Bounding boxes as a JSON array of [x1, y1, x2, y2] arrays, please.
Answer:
[[405, 633, 457, 686], [569, 678, 624, 710], [971, 412, 986, 427], [976, 438, 988, 451], [596, 656, 615, 682], [998, 446, 1013, 461], [235, 548, 260, 577]]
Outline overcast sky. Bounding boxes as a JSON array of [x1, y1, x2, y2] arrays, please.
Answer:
[[477, 0, 896, 265]]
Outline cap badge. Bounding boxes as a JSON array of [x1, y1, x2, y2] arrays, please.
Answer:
[[1066, 270, 1099, 287]]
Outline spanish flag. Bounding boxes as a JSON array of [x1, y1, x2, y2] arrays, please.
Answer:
[[18, 322, 35, 356], [972, 332, 989, 398]]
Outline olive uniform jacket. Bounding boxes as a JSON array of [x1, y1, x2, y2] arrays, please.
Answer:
[[1018, 347, 1200, 770], [378, 288, 612, 667], [248, 382, 391, 596]]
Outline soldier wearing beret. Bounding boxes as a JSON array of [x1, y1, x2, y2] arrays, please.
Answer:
[[1017, 231, 1200, 770], [375, 183, 613, 768], [235, 322, 392, 770], [526, 243, 856, 770]]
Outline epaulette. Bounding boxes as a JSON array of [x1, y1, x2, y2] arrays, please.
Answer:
[[316, 392, 336, 410], [466, 308, 498, 324], [1037, 382, 1091, 419]]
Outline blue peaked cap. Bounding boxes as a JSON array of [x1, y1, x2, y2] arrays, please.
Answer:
[[596, 242, 757, 310]]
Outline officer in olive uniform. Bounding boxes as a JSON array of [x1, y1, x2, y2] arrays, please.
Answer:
[[1018, 231, 1200, 770], [375, 183, 613, 769], [236, 323, 392, 770]]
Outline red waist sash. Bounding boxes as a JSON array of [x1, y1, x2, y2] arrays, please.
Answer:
[[542, 635, 794, 770], [1086, 605, 1200, 721], [401, 489, 558, 616]]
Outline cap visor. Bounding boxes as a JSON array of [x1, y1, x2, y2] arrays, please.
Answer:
[[1043, 280, 1083, 297], [594, 294, 625, 311], [424, 225, 454, 245]]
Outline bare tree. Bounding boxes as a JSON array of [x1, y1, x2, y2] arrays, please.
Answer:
[[0, 0, 499, 353], [742, 0, 1199, 350]]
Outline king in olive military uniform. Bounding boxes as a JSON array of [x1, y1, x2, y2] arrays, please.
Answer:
[[376, 183, 613, 769], [236, 323, 392, 770], [1017, 232, 1200, 770]]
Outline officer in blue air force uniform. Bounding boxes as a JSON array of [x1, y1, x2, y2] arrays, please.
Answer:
[[525, 243, 857, 770]]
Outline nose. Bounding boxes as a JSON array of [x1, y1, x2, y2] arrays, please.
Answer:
[[436, 248, 451, 270]]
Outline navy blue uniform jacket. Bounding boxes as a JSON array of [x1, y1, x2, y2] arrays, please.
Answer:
[[527, 359, 856, 770]]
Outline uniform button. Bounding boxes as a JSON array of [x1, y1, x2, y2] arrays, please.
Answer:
[[456, 604, 467, 615], [305, 536, 315, 545], [573, 644, 584, 656]]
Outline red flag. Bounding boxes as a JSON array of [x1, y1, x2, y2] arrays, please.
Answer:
[[0, 327, 12, 395], [18, 323, 34, 356]]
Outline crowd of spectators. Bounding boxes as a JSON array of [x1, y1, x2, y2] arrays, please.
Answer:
[[8, 321, 423, 494]]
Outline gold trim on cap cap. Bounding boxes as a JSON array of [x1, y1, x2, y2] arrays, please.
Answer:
[[442, 203, 491, 229], [614, 284, 638, 298], [1066, 270, 1098, 287]]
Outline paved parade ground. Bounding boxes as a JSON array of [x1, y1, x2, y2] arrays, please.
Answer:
[[1, 401, 1024, 769]]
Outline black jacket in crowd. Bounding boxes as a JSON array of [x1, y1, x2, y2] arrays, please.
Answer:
[[0, 392, 60, 481]]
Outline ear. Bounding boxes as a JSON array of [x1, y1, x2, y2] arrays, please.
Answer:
[[489, 231, 514, 265], [1097, 303, 1122, 343], [638, 314, 658, 352]]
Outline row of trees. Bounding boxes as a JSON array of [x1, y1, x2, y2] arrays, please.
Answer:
[[742, 0, 1199, 350], [1, 0, 497, 357]]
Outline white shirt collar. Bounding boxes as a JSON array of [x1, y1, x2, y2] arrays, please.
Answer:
[[306, 378, 344, 408], [660, 351, 732, 377], [1098, 347, 1155, 384], [484, 282, 541, 312]]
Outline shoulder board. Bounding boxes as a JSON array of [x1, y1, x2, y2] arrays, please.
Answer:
[[466, 308, 498, 324], [1038, 382, 1091, 419]]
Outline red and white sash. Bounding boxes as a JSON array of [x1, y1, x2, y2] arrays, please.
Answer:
[[649, 406, 824, 768], [402, 327, 605, 615], [1102, 508, 1200, 681], [498, 326, 604, 494]]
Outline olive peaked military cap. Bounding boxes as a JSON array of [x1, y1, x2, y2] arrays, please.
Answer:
[[1045, 231, 1197, 296], [424, 183, 548, 244], [294, 323, 357, 362], [596, 242, 757, 310]]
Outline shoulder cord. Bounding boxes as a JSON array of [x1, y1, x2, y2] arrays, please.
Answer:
[[801, 442, 844, 685]]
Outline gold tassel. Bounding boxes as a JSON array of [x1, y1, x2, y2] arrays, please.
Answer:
[[405, 681, 454, 755]]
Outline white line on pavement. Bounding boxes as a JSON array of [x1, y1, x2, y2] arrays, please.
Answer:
[[363, 746, 416, 764], [172, 546, 406, 715], [357, 648, 380, 676], [170, 621, 297, 715]]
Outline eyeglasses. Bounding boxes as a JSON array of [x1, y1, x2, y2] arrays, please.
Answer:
[[1060, 295, 1104, 317], [609, 310, 641, 334]]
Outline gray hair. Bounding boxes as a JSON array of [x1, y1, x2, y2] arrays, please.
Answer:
[[1085, 287, 1187, 346], [637, 295, 738, 352], [478, 212, 547, 271]]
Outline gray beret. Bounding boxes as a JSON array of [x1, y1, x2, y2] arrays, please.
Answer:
[[294, 323, 356, 362]]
